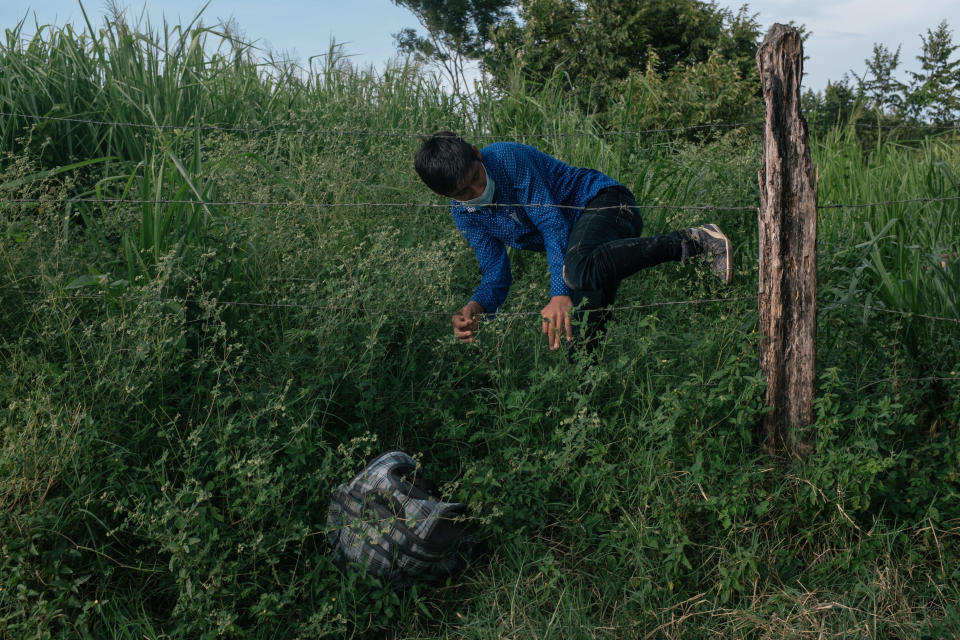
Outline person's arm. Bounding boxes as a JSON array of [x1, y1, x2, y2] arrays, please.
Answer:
[[535, 219, 574, 349], [452, 213, 512, 341], [516, 160, 575, 350]]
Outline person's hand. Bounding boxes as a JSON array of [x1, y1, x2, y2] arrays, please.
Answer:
[[540, 295, 573, 350], [452, 300, 485, 343]]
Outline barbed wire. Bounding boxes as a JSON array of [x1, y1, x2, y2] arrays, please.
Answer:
[[2, 110, 957, 216], [827, 301, 960, 325], [818, 195, 960, 210], [486, 296, 756, 318], [5, 110, 960, 139], [3, 194, 959, 212], [3, 286, 956, 393], [3, 111, 957, 329], [4, 284, 959, 325], [0, 196, 759, 213], [849, 121, 960, 133], [6, 110, 960, 143], [4, 285, 957, 394], [0, 111, 762, 139], [856, 374, 958, 390], [0, 286, 754, 319]]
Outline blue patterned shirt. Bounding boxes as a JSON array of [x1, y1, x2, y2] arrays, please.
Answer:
[[451, 142, 624, 314]]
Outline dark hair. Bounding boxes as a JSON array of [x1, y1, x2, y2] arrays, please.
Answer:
[[414, 131, 477, 195]]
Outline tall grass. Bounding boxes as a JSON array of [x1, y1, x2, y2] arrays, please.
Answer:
[[1, 8, 959, 640], [815, 128, 960, 355], [0, 5, 466, 170]]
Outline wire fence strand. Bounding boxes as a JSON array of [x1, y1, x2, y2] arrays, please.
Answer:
[[818, 195, 960, 209], [827, 301, 960, 325], [3, 286, 957, 392], [856, 374, 958, 390], [0, 111, 764, 139], [0, 287, 755, 319], [4, 285, 959, 325], [0, 196, 759, 213], [3, 194, 959, 212], [4, 111, 960, 138]]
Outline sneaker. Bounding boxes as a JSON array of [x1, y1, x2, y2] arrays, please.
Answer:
[[682, 223, 733, 284]]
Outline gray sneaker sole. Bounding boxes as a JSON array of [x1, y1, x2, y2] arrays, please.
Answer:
[[702, 223, 733, 284]]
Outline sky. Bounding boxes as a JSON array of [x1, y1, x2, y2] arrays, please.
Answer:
[[1, 0, 958, 93]]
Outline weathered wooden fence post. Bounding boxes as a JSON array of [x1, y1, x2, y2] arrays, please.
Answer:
[[756, 24, 818, 455]]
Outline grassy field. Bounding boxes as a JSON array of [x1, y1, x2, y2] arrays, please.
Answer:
[[1, 13, 959, 639]]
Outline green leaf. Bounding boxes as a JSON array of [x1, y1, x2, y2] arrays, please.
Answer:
[[0, 157, 114, 193], [65, 274, 107, 289]]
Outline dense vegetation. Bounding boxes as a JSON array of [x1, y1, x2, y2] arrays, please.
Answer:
[[394, 0, 763, 116], [1, 8, 959, 639], [395, 0, 960, 132]]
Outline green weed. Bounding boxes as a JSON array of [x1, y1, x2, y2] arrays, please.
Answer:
[[1, 9, 959, 640]]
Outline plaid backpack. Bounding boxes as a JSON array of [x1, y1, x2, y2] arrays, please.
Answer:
[[326, 451, 474, 587]]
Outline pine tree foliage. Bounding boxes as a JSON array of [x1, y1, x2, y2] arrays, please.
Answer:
[[805, 19, 960, 129], [906, 20, 960, 124], [853, 43, 907, 116]]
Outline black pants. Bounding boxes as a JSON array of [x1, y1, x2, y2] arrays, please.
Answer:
[[563, 187, 682, 345]]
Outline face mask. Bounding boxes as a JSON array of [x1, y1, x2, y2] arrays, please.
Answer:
[[460, 167, 495, 206]]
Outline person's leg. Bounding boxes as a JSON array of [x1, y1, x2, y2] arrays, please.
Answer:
[[680, 224, 734, 284], [564, 188, 676, 348], [564, 188, 683, 297], [563, 188, 734, 349], [567, 279, 618, 352]]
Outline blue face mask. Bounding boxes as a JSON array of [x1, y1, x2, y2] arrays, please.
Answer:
[[460, 167, 495, 206]]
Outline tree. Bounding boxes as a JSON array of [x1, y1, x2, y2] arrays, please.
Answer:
[[802, 76, 861, 129], [484, 0, 761, 113], [391, 0, 514, 95], [853, 43, 907, 116], [393, 0, 762, 115], [905, 20, 960, 124]]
